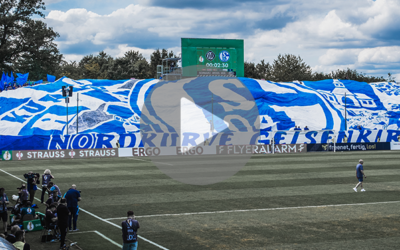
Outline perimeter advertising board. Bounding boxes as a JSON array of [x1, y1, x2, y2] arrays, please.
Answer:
[[23, 219, 43, 232], [11, 148, 118, 161], [391, 142, 400, 150], [217, 144, 307, 155], [1, 150, 12, 161], [181, 38, 244, 77], [129, 144, 306, 157], [307, 142, 391, 152]]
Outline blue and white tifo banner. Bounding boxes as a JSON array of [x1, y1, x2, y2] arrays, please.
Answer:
[[0, 130, 399, 151], [0, 77, 399, 142]]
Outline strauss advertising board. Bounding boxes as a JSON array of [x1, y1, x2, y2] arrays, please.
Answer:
[[9, 148, 118, 161]]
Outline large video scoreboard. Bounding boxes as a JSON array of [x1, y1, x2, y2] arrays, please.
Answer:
[[181, 38, 244, 78]]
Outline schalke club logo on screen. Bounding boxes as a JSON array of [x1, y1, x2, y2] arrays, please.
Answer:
[[206, 51, 215, 61], [139, 77, 260, 185], [219, 51, 230, 62]]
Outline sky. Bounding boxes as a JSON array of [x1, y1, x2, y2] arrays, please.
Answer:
[[42, 0, 400, 80]]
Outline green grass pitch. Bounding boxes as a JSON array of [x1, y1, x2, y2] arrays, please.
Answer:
[[1, 151, 400, 249]]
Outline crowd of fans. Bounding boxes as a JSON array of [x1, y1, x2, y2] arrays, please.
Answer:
[[0, 81, 42, 93], [0, 169, 81, 250]]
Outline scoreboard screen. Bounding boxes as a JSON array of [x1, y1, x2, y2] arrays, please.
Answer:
[[181, 38, 244, 78], [196, 47, 237, 77]]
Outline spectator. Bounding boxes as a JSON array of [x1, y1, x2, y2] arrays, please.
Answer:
[[6, 225, 20, 243], [304, 126, 309, 130], [18, 185, 29, 206], [23, 172, 38, 204], [42, 201, 59, 243], [397, 134, 400, 142], [121, 211, 140, 250], [10, 201, 23, 220], [13, 230, 31, 250], [0, 188, 10, 234], [45, 203, 58, 231], [45, 192, 56, 211], [57, 198, 70, 249], [343, 135, 348, 143], [116, 140, 120, 148], [64, 184, 81, 231], [41, 169, 55, 203], [47, 182, 61, 202]]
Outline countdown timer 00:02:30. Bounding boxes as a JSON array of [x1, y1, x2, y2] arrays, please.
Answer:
[[206, 63, 229, 68]]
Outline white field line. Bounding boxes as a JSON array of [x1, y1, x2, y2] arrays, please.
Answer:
[[68, 230, 96, 234], [127, 157, 173, 165], [0, 168, 169, 250], [68, 230, 122, 248], [104, 200, 400, 221]]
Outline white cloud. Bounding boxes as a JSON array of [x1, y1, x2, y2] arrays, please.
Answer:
[[358, 46, 400, 64], [43, 0, 400, 78], [359, 0, 400, 35], [317, 46, 400, 66], [44, 0, 64, 4], [63, 54, 85, 62], [319, 49, 361, 66], [47, 9, 101, 45]]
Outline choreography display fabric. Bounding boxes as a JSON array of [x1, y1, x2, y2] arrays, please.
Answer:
[[0, 77, 399, 150]]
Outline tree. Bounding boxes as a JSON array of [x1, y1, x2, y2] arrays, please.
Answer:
[[271, 54, 312, 82], [13, 19, 62, 80], [94, 51, 113, 79], [78, 52, 113, 79], [311, 71, 328, 81], [0, 0, 62, 78], [387, 73, 396, 82], [328, 68, 385, 82], [244, 62, 259, 79], [56, 60, 81, 80], [256, 59, 272, 79], [107, 50, 150, 80]]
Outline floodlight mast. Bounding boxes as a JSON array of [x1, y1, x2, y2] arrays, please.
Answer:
[[345, 92, 347, 131], [211, 93, 214, 133], [66, 96, 68, 135], [62, 86, 73, 135], [77, 93, 79, 134]]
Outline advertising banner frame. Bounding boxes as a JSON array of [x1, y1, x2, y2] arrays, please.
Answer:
[[307, 142, 391, 152]]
